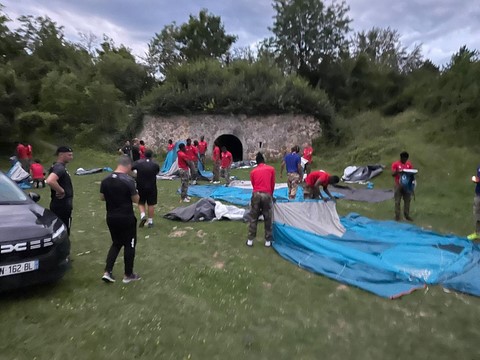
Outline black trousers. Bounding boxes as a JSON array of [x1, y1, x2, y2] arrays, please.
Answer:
[[105, 216, 137, 276], [50, 200, 72, 235]]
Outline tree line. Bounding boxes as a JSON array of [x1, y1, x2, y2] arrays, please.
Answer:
[[1, 0, 478, 149]]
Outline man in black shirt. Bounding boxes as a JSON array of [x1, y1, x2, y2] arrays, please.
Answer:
[[119, 140, 132, 159], [131, 138, 140, 162], [132, 149, 160, 228], [100, 156, 141, 284], [46, 146, 74, 235]]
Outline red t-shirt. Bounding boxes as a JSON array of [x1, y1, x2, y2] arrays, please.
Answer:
[[212, 146, 221, 161], [391, 160, 413, 185], [167, 144, 174, 152], [305, 170, 330, 188], [139, 145, 146, 159], [221, 151, 233, 168], [26, 144, 33, 159], [30, 163, 44, 179], [303, 146, 313, 162], [16, 144, 28, 159], [250, 163, 276, 195], [198, 141, 208, 155], [185, 145, 198, 161], [177, 151, 190, 170]]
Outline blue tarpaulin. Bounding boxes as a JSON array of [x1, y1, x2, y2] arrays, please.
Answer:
[[184, 185, 344, 206], [273, 212, 480, 298], [160, 141, 213, 179]]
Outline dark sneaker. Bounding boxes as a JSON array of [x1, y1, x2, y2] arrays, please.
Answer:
[[139, 216, 147, 228], [147, 223, 154, 228], [102, 272, 115, 283], [405, 215, 414, 222], [123, 273, 141, 284]]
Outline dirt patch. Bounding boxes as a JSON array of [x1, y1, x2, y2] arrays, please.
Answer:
[[168, 230, 187, 238], [197, 230, 207, 238], [213, 262, 225, 269], [262, 282, 272, 289], [336, 285, 349, 291]]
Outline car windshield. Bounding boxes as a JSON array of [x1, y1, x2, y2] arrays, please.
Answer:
[[0, 173, 28, 203]]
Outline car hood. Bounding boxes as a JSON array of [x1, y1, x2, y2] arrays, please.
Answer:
[[0, 203, 61, 242]]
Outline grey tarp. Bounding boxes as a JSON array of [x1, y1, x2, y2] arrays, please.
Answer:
[[341, 165, 384, 183], [273, 202, 345, 237], [75, 167, 104, 176], [164, 198, 249, 222], [332, 185, 394, 203]]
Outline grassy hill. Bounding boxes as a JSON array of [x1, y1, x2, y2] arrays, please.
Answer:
[[1, 111, 479, 360]]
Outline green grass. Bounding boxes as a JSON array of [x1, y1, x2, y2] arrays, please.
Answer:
[[1, 112, 480, 360]]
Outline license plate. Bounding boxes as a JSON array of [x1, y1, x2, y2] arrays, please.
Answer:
[[0, 261, 39, 277]]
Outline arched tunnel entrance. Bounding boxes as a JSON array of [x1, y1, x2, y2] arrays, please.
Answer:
[[215, 134, 243, 162]]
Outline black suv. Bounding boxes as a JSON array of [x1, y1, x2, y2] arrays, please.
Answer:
[[0, 171, 70, 291]]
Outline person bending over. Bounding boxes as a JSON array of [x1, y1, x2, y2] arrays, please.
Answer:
[[304, 170, 339, 202]]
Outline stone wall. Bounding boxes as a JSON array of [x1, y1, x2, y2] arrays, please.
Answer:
[[139, 114, 322, 160]]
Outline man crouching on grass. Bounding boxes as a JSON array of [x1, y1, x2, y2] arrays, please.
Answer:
[[100, 156, 141, 284], [247, 152, 276, 248]]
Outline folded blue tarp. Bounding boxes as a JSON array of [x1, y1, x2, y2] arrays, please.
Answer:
[[184, 185, 344, 206], [273, 213, 480, 298]]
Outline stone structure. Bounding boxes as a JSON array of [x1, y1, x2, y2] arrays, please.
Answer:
[[139, 114, 322, 161]]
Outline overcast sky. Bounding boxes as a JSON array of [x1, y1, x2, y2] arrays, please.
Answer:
[[3, 0, 480, 65]]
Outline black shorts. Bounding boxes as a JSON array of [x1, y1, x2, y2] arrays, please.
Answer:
[[138, 187, 157, 205]]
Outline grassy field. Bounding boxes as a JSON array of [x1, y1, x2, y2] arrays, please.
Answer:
[[1, 111, 480, 360]]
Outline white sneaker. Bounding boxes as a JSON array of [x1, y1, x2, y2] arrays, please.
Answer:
[[246, 239, 254, 247], [264, 241, 272, 247], [213, 181, 220, 184], [182, 198, 191, 203], [192, 180, 197, 185]]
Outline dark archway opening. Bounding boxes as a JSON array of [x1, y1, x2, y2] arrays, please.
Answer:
[[215, 134, 243, 162]]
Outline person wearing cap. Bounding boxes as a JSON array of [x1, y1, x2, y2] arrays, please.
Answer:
[[132, 149, 160, 228], [46, 146, 74, 234], [303, 170, 340, 201], [100, 156, 141, 284], [246, 153, 276, 248]]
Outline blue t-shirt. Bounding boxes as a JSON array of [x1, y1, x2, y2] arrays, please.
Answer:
[[476, 166, 480, 196], [284, 152, 301, 173]]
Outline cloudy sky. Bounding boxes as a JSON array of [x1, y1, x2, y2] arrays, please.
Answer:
[[2, 0, 479, 65]]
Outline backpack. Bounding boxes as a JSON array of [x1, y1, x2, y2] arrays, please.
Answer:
[[400, 172, 416, 193]]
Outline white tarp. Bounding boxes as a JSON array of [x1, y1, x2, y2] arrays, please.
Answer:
[[228, 180, 288, 190], [273, 201, 345, 237], [214, 201, 246, 220], [7, 161, 30, 182]]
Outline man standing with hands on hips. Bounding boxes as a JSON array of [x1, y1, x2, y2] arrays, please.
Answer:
[[46, 146, 74, 235]]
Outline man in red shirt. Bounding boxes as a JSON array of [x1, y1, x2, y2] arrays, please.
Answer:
[[185, 138, 199, 185], [247, 153, 276, 247], [15, 142, 29, 170], [392, 151, 414, 221], [177, 144, 194, 202], [220, 146, 233, 186], [139, 140, 146, 159], [198, 136, 208, 168], [167, 139, 174, 152], [30, 159, 46, 188], [211, 141, 221, 184], [304, 170, 340, 201], [302, 143, 314, 175]]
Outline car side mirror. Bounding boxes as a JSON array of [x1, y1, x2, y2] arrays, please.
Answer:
[[29, 192, 41, 203]]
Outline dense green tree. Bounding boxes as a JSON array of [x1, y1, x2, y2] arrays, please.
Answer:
[[147, 10, 236, 77], [268, 0, 351, 75], [352, 27, 423, 73]]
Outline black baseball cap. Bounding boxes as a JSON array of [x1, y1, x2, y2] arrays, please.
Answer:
[[55, 146, 73, 155]]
